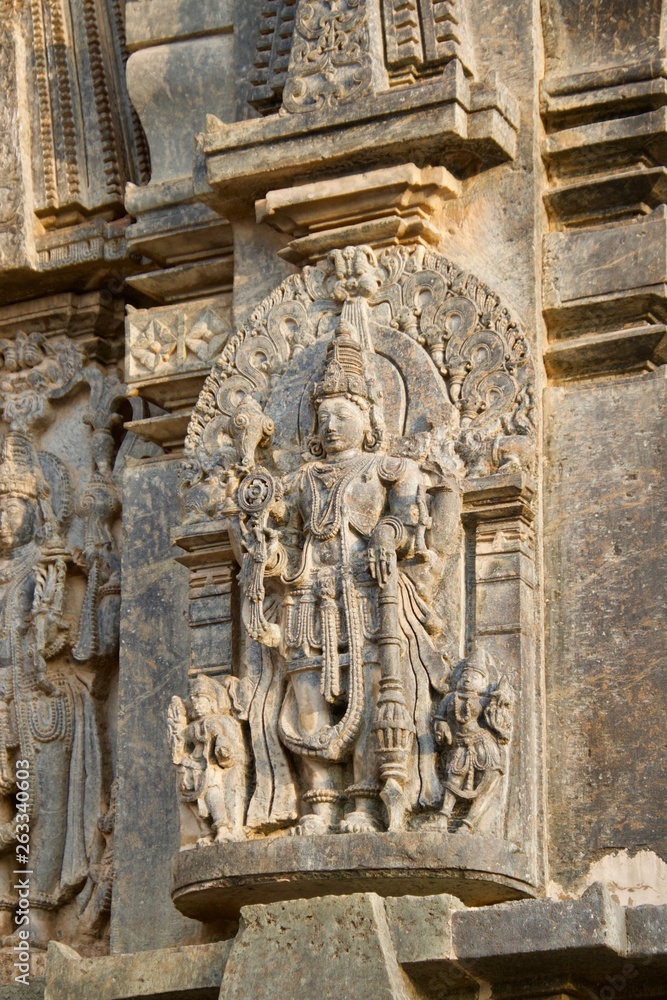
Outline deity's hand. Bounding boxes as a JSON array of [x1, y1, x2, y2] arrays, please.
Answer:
[[434, 719, 452, 747], [368, 521, 399, 588], [214, 738, 233, 767]]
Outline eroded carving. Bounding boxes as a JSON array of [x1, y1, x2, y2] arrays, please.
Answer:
[[282, 0, 375, 113], [169, 676, 249, 845], [0, 340, 124, 950], [0, 12, 24, 267], [174, 244, 532, 843], [430, 649, 513, 835]]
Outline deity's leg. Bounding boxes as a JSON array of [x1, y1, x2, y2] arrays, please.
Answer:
[[285, 668, 343, 834], [204, 786, 234, 842], [420, 771, 465, 831], [29, 742, 70, 947], [341, 661, 382, 834], [458, 770, 501, 833]]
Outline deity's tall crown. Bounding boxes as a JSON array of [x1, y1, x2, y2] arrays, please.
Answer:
[[0, 432, 41, 500], [312, 320, 374, 405]]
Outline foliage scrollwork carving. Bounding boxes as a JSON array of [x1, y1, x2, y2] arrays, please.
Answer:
[[186, 244, 536, 481], [282, 0, 375, 113]]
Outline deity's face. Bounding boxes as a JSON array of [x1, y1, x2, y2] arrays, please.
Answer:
[[191, 692, 214, 719], [458, 666, 487, 696], [316, 396, 369, 456], [0, 495, 36, 554]]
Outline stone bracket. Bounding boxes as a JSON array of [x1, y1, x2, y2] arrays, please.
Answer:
[[256, 163, 461, 263]]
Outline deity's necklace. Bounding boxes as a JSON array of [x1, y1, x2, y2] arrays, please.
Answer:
[[306, 455, 375, 540], [0, 545, 37, 637]]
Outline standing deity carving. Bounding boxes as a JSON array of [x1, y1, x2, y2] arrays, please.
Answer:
[[431, 649, 512, 834], [0, 335, 124, 950], [174, 245, 535, 844]]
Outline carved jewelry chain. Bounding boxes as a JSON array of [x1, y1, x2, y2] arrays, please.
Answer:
[[306, 456, 374, 540]]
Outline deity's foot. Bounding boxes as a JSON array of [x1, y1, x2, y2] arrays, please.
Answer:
[[339, 811, 382, 834], [213, 828, 238, 843], [196, 835, 215, 848], [419, 812, 452, 832], [287, 814, 332, 836]]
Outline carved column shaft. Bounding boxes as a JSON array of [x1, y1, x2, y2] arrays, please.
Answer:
[[462, 473, 540, 871], [172, 522, 240, 679]]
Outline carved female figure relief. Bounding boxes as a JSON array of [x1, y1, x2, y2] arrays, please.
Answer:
[[175, 244, 535, 845], [0, 340, 125, 952], [430, 649, 513, 835], [169, 676, 249, 845], [0, 432, 103, 948]]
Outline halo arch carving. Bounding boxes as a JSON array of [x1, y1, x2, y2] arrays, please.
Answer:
[[185, 244, 536, 481]]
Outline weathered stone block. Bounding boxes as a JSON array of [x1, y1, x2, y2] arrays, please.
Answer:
[[44, 941, 229, 1000], [219, 893, 416, 1000]]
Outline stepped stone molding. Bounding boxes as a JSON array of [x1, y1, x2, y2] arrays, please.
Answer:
[[256, 163, 462, 264], [541, 58, 667, 380], [198, 0, 518, 213], [43, 886, 667, 999]]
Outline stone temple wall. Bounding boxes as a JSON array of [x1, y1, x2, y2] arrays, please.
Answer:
[[0, 1, 664, 997]]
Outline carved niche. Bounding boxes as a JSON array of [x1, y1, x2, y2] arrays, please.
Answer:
[[172, 243, 538, 869], [0, 331, 125, 953]]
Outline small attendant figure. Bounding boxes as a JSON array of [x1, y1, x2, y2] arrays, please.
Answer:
[[432, 648, 512, 834], [168, 675, 249, 845]]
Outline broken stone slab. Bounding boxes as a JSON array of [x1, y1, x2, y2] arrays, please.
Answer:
[[43, 940, 230, 1000], [626, 903, 667, 969], [36, 892, 667, 1000], [386, 894, 478, 999], [0, 985, 45, 1000]]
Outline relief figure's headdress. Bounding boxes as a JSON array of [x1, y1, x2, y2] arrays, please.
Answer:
[[0, 432, 42, 501], [312, 320, 374, 407], [310, 319, 385, 453], [0, 432, 71, 550]]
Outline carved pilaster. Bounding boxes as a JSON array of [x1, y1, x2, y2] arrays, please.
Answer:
[[0, 8, 27, 271], [0, 0, 149, 301], [171, 522, 240, 680], [462, 472, 540, 864]]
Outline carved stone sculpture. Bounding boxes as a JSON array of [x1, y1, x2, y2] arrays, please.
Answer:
[[77, 779, 116, 945], [169, 676, 249, 845], [431, 648, 512, 835], [0, 334, 124, 950], [173, 243, 534, 847], [0, 430, 102, 948]]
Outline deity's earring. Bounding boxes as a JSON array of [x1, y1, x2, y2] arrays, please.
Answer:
[[362, 429, 380, 452], [307, 434, 325, 458]]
